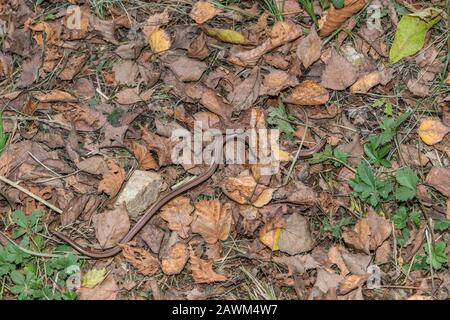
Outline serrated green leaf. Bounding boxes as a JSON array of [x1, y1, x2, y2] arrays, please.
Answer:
[[410, 210, 421, 227], [434, 219, 450, 231], [389, 8, 442, 63], [393, 206, 408, 229]]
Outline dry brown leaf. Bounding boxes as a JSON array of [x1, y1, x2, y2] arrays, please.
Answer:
[[343, 212, 392, 253], [93, 204, 130, 249], [350, 71, 382, 93], [59, 55, 86, 80], [284, 80, 329, 105], [278, 213, 315, 255], [121, 241, 160, 276], [296, 27, 321, 69], [321, 50, 357, 90], [161, 242, 189, 275], [78, 274, 119, 300], [399, 144, 429, 167], [34, 89, 77, 103], [190, 252, 227, 283], [260, 69, 299, 96], [160, 196, 194, 238], [143, 10, 170, 37], [199, 88, 233, 121], [229, 21, 301, 67], [273, 254, 320, 274], [188, 32, 210, 59], [227, 67, 260, 111], [418, 118, 449, 145], [130, 141, 158, 170], [328, 246, 349, 276], [222, 175, 256, 205], [112, 60, 139, 86], [98, 160, 126, 198], [167, 56, 207, 82], [259, 216, 284, 250], [116, 87, 153, 105], [191, 200, 232, 244], [338, 274, 367, 295], [140, 127, 175, 166], [425, 167, 450, 197], [318, 0, 367, 37], [190, 1, 219, 24], [148, 29, 171, 54]]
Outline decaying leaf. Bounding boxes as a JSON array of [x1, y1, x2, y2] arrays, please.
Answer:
[[98, 160, 126, 198], [229, 21, 301, 67], [161, 242, 189, 275], [259, 216, 283, 250], [318, 0, 367, 37], [227, 66, 261, 111], [78, 274, 119, 300], [296, 27, 321, 69], [191, 200, 232, 244], [148, 29, 171, 53], [321, 50, 357, 90], [93, 204, 130, 249], [418, 118, 449, 145], [121, 241, 160, 276], [342, 212, 392, 253], [190, 1, 219, 24], [425, 167, 450, 197], [284, 80, 329, 106], [34, 89, 77, 103], [190, 251, 227, 283], [130, 141, 158, 170], [222, 175, 274, 207], [350, 71, 382, 93], [277, 213, 315, 255], [160, 196, 194, 238], [82, 269, 108, 289]]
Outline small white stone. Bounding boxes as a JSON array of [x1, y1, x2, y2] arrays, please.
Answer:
[[115, 170, 162, 218]]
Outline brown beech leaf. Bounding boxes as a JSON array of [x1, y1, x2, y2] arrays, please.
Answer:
[[190, 1, 219, 24], [140, 127, 175, 166], [342, 212, 392, 253], [130, 141, 158, 170], [161, 242, 189, 275], [199, 88, 233, 121], [338, 274, 367, 295], [222, 175, 275, 206], [296, 27, 321, 68], [121, 241, 160, 276], [229, 21, 301, 67], [115, 87, 153, 105], [278, 213, 315, 255], [98, 160, 126, 198], [93, 204, 130, 249], [399, 145, 429, 167], [425, 167, 450, 197], [61, 194, 100, 226], [160, 196, 194, 238], [167, 56, 207, 82], [190, 251, 227, 283], [34, 89, 77, 102], [188, 32, 210, 60], [191, 200, 232, 244], [260, 68, 299, 96], [78, 274, 119, 300], [284, 80, 329, 105], [318, 0, 367, 37], [321, 50, 357, 90], [227, 66, 261, 111], [350, 71, 383, 93], [58, 55, 86, 80], [259, 215, 284, 250], [418, 118, 449, 145]]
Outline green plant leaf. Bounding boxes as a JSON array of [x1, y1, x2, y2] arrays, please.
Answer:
[[389, 8, 442, 63], [395, 167, 418, 201], [0, 114, 8, 154], [267, 102, 295, 138], [393, 206, 408, 229], [434, 219, 450, 231]]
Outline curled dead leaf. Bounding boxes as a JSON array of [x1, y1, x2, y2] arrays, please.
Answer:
[[191, 200, 232, 244], [190, 251, 227, 283], [161, 242, 189, 275], [98, 160, 126, 198], [350, 71, 382, 93], [318, 0, 367, 37], [34, 89, 77, 103], [160, 196, 194, 238], [121, 241, 160, 276], [130, 141, 158, 170]]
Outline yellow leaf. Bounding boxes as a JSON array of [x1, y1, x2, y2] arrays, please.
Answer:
[[205, 28, 246, 44], [418, 118, 449, 145], [148, 29, 171, 53], [82, 268, 108, 288]]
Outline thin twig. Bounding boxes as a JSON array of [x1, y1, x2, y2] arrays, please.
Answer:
[[0, 175, 63, 214]]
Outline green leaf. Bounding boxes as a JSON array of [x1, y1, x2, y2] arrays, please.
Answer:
[[389, 8, 442, 63], [332, 148, 349, 167], [82, 268, 107, 288], [349, 161, 393, 207], [409, 210, 421, 228], [0, 114, 8, 154], [425, 241, 448, 270], [205, 28, 247, 44], [395, 167, 418, 201], [331, 0, 344, 9], [393, 206, 408, 229], [10, 270, 25, 285], [267, 102, 295, 138], [434, 219, 450, 231]]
